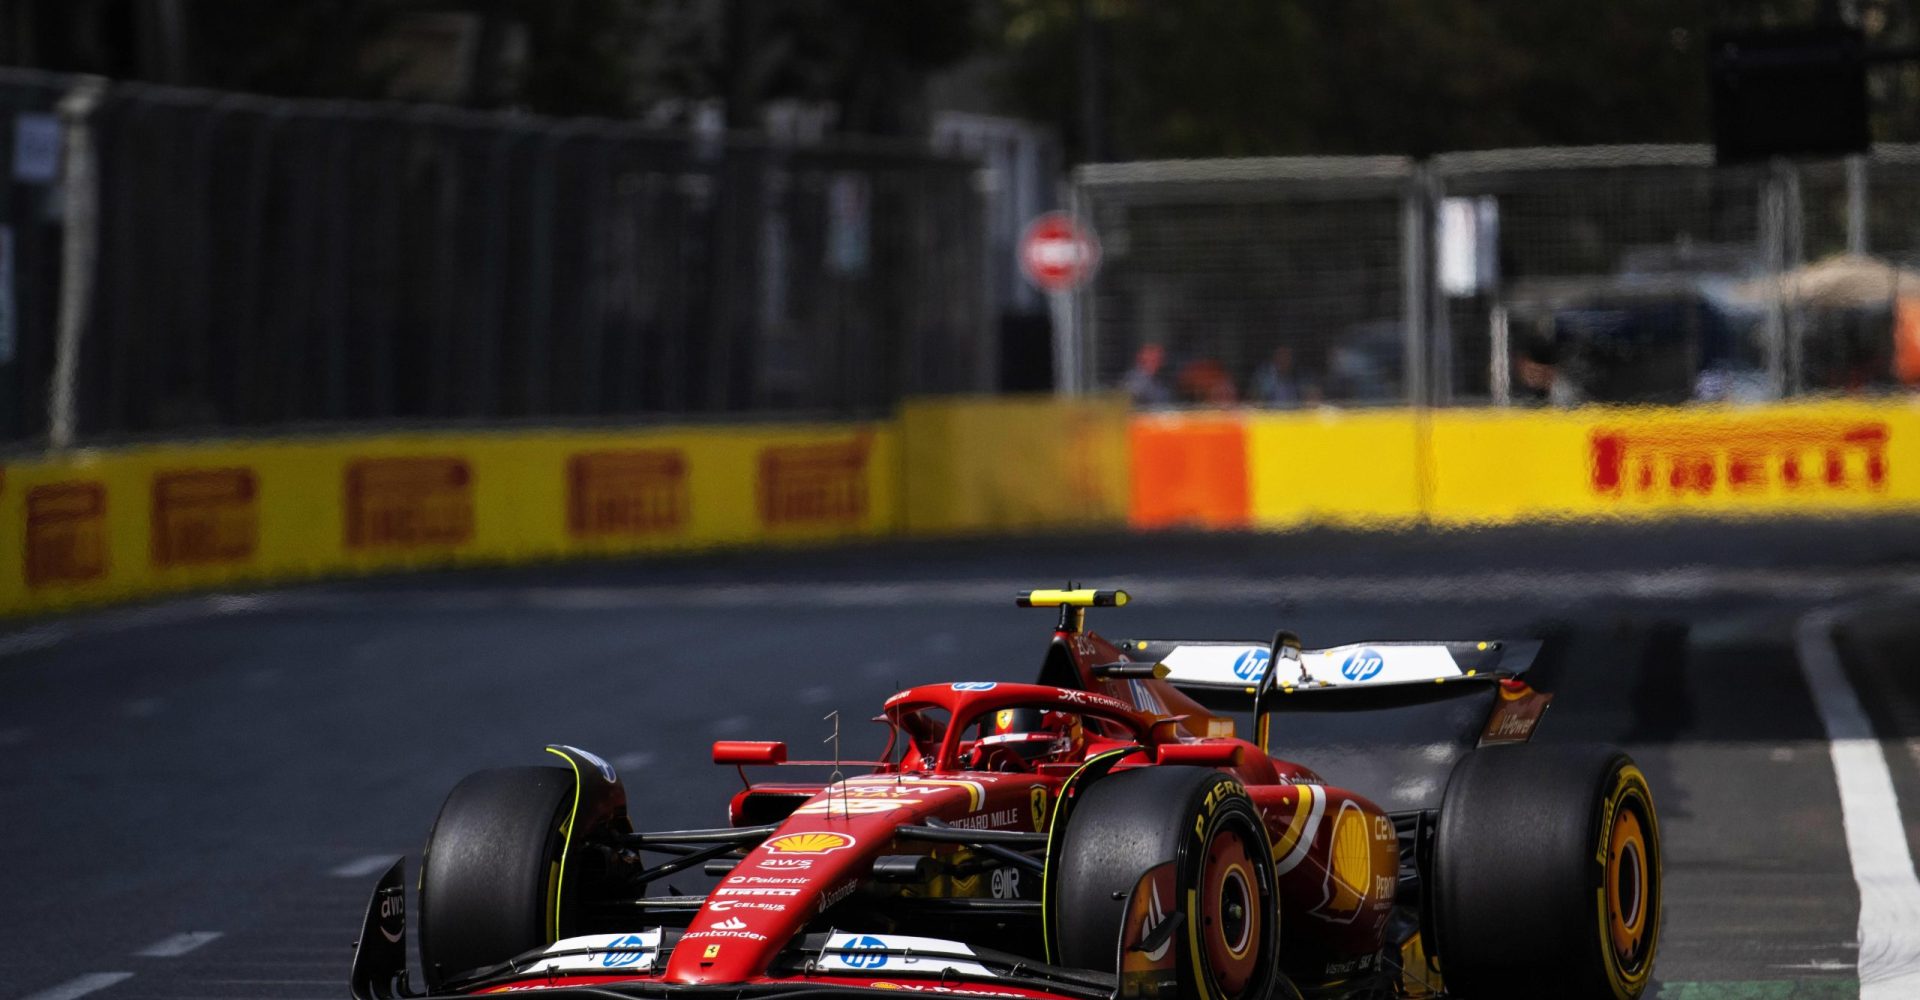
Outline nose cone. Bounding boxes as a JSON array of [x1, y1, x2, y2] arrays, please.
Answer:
[[661, 778, 995, 983]]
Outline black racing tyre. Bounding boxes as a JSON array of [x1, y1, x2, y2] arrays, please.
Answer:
[[1052, 767, 1284, 1000], [418, 766, 574, 990], [1432, 744, 1661, 1000]]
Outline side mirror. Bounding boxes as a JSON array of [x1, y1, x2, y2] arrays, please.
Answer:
[[1155, 742, 1243, 767], [713, 740, 788, 766]]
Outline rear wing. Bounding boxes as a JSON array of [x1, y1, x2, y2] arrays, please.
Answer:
[[1124, 638, 1542, 704], [1127, 638, 1550, 803]]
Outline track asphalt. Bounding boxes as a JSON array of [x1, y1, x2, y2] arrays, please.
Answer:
[[6, 517, 1920, 1000]]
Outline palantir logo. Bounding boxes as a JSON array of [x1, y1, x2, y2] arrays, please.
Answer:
[[1340, 648, 1386, 682], [600, 933, 653, 968], [838, 935, 889, 969], [1231, 648, 1271, 681]]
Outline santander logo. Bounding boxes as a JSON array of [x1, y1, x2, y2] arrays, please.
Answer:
[[712, 916, 748, 931]]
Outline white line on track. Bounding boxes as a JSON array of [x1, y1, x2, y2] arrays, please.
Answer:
[[17, 973, 133, 1000], [134, 931, 222, 958], [1796, 606, 1920, 998], [0, 625, 69, 658], [477, 569, 1920, 607], [329, 854, 398, 878], [5, 567, 1919, 650], [6, 567, 1920, 666]]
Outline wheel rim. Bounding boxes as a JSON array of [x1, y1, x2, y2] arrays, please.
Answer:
[[1200, 827, 1261, 996], [1606, 805, 1650, 969]]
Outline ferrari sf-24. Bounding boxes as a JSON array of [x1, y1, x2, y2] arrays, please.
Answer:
[[350, 589, 1660, 1000]]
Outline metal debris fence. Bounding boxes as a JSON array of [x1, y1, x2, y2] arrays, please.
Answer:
[[0, 69, 990, 447], [1069, 146, 1920, 409], [11, 65, 1920, 449]]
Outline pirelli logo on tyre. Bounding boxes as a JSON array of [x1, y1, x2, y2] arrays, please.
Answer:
[[568, 450, 689, 539], [345, 457, 474, 549], [24, 481, 108, 587], [758, 439, 869, 527], [151, 468, 258, 568], [1590, 420, 1889, 499]]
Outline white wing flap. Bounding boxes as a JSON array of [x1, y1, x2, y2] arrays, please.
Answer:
[[538, 931, 662, 973], [817, 933, 999, 978], [1158, 642, 1464, 690]]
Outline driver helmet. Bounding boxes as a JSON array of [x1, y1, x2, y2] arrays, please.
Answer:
[[978, 708, 1084, 764]]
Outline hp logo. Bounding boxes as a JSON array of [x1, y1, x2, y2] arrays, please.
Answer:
[[839, 936, 889, 969], [601, 934, 652, 968], [1340, 649, 1386, 682], [1231, 648, 1271, 681]]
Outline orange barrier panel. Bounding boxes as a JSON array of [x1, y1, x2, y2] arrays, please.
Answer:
[[1128, 414, 1250, 529]]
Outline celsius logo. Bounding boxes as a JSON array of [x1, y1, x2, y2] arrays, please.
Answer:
[[1340, 649, 1386, 682], [838, 935, 889, 969], [1231, 648, 1271, 681], [600, 933, 653, 968]]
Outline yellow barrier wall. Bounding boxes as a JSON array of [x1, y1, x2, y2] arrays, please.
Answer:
[[1426, 400, 1920, 524], [1245, 409, 1427, 529], [0, 423, 895, 617], [8, 399, 1918, 619], [900, 394, 1130, 535], [1217, 399, 1920, 530]]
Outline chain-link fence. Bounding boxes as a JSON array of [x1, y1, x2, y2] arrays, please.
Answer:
[[0, 70, 990, 448], [0, 69, 70, 443], [1072, 145, 1920, 410]]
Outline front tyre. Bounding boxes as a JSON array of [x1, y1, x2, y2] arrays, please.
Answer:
[[1051, 766, 1284, 1000], [1432, 744, 1661, 999], [417, 767, 574, 991]]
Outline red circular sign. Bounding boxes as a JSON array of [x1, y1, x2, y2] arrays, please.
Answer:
[[1019, 212, 1101, 293]]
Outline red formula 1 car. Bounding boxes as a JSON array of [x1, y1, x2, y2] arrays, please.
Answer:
[[350, 589, 1660, 1000]]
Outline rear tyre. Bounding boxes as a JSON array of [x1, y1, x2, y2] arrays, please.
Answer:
[[1052, 767, 1284, 1000], [418, 766, 574, 990], [1432, 744, 1661, 1000]]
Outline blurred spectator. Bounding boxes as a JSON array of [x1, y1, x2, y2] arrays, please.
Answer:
[[1122, 343, 1175, 406], [1324, 320, 1403, 403], [1898, 298, 1920, 387], [1246, 346, 1320, 407], [1176, 358, 1238, 405], [1515, 335, 1582, 407]]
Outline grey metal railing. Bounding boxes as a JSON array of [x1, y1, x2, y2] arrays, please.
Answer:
[[1071, 145, 1920, 409], [0, 72, 991, 448]]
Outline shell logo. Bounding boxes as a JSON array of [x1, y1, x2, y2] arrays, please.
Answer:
[[765, 832, 857, 855], [1311, 801, 1372, 924]]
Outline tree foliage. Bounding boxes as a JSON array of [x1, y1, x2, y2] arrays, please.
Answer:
[[16, 0, 1920, 151], [996, 0, 1920, 159]]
